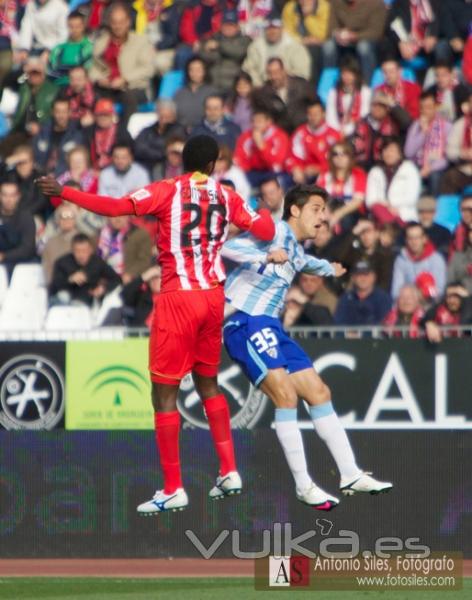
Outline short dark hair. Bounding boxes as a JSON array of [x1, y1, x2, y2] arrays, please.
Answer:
[[111, 142, 133, 155], [68, 10, 85, 21], [434, 59, 453, 71], [260, 176, 280, 190], [182, 135, 219, 172], [205, 94, 224, 107], [460, 194, 472, 205], [307, 98, 325, 111], [267, 57, 285, 70], [420, 89, 437, 103], [283, 185, 329, 221], [53, 96, 69, 108], [405, 221, 424, 235], [72, 233, 92, 246]]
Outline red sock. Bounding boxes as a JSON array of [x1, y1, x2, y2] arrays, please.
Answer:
[[154, 411, 182, 494], [203, 394, 237, 475]]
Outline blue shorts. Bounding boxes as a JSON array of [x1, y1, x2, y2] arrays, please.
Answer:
[[223, 311, 313, 387]]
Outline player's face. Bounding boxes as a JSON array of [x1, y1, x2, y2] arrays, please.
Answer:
[[298, 196, 326, 240]]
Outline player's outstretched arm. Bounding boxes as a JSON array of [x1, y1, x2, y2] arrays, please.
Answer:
[[228, 191, 275, 242], [36, 176, 134, 216]]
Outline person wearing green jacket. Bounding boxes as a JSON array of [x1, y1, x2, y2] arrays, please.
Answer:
[[49, 11, 93, 86]]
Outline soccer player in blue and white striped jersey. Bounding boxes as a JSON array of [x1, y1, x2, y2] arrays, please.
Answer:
[[222, 185, 393, 509]]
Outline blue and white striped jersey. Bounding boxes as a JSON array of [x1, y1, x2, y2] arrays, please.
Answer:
[[222, 220, 334, 317]]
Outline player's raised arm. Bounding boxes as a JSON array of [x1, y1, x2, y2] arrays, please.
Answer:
[[36, 175, 135, 216], [227, 191, 275, 242]]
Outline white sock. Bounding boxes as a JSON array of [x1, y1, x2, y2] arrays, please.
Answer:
[[274, 408, 312, 492], [310, 402, 362, 480]]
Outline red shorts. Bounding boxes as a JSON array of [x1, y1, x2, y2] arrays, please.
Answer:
[[149, 285, 225, 384]]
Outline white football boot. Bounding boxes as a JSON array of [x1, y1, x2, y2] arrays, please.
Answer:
[[209, 471, 243, 499], [137, 488, 189, 515], [296, 482, 339, 511], [340, 472, 393, 496]]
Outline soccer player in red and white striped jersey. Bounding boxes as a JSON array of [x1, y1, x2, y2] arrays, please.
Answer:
[[37, 135, 275, 514]]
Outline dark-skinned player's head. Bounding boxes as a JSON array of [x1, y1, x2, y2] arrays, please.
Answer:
[[182, 135, 219, 175]]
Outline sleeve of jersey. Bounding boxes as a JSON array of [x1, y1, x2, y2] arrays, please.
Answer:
[[221, 234, 269, 264], [61, 186, 135, 216], [301, 254, 335, 277], [228, 192, 275, 241]]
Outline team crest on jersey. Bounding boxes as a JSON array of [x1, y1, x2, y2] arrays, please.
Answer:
[[266, 347, 278, 359], [130, 188, 151, 201]]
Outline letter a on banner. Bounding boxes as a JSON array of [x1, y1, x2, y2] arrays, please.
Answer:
[[365, 353, 423, 424], [269, 557, 291, 586]]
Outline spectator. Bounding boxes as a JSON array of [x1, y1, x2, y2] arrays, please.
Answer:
[[134, 99, 186, 178], [48, 11, 93, 86], [213, 145, 251, 203], [17, 0, 68, 59], [1, 145, 48, 218], [404, 89, 451, 196], [121, 264, 161, 327], [383, 284, 424, 337], [225, 71, 254, 132], [375, 58, 421, 120], [98, 143, 150, 197], [346, 218, 395, 292], [233, 108, 290, 187], [0, 57, 58, 157], [0, 0, 17, 94], [97, 215, 152, 283], [83, 98, 133, 170], [242, 15, 311, 86], [447, 225, 472, 295], [41, 203, 79, 284], [384, 0, 444, 65], [174, 56, 218, 133], [463, 25, 472, 86], [422, 283, 472, 342], [191, 94, 241, 150], [416, 194, 451, 257], [162, 136, 185, 179], [298, 270, 338, 313], [49, 232, 121, 307], [425, 60, 469, 122], [57, 146, 98, 195], [322, 0, 387, 84], [145, 0, 183, 77], [288, 99, 341, 184], [325, 57, 371, 137], [0, 180, 36, 274], [317, 141, 367, 231], [391, 221, 446, 299], [438, 0, 472, 63], [351, 92, 412, 171], [282, 284, 333, 327], [450, 194, 472, 255], [441, 92, 472, 194], [282, 0, 330, 84], [199, 9, 251, 93], [88, 2, 155, 125], [64, 66, 96, 127], [176, 0, 225, 69], [237, 0, 274, 39], [366, 136, 421, 225], [252, 57, 316, 133], [334, 259, 392, 326], [258, 176, 285, 220], [33, 97, 84, 176]]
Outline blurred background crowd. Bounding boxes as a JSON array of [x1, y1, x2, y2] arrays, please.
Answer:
[[0, 0, 472, 340]]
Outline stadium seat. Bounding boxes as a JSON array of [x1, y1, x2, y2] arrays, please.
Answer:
[[0, 265, 8, 307], [434, 195, 461, 232], [93, 287, 123, 326], [317, 68, 339, 105], [127, 112, 158, 139], [45, 305, 93, 331], [0, 288, 47, 330], [402, 56, 428, 71], [9, 264, 45, 292], [370, 66, 416, 88], [158, 70, 185, 99], [0, 88, 18, 117]]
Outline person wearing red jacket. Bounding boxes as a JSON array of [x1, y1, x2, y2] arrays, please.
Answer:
[[36, 135, 275, 515], [375, 58, 421, 120], [287, 99, 341, 184], [233, 109, 290, 187]]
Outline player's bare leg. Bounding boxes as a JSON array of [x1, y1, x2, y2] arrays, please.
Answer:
[[289, 368, 393, 496], [137, 382, 189, 515], [193, 372, 242, 499], [260, 368, 338, 510]]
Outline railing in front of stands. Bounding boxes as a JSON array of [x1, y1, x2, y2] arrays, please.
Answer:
[[0, 325, 471, 341]]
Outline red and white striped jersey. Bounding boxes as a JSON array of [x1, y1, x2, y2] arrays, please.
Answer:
[[129, 172, 260, 292]]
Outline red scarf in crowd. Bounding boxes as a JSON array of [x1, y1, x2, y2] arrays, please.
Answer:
[[93, 123, 118, 169], [434, 305, 461, 326], [419, 115, 448, 168], [383, 307, 424, 338], [461, 115, 472, 152], [410, 0, 433, 44], [336, 88, 362, 128]]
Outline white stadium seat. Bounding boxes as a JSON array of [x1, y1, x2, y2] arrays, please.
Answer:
[[9, 264, 45, 292], [0, 288, 47, 330], [45, 305, 93, 331], [0, 265, 9, 307], [127, 113, 157, 139]]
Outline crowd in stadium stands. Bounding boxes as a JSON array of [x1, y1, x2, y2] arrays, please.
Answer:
[[1, 0, 472, 341]]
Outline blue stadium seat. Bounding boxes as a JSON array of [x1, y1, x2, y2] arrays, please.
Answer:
[[317, 68, 339, 105], [402, 56, 428, 71], [370, 66, 416, 88], [434, 195, 461, 232], [158, 70, 185, 100], [0, 112, 9, 139]]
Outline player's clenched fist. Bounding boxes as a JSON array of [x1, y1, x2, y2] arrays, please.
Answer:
[[330, 262, 346, 277], [35, 176, 63, 197], [267, 249, 289, 264]]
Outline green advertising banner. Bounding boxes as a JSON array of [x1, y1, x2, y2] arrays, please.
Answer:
[[65, 339, 153, 430]]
